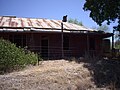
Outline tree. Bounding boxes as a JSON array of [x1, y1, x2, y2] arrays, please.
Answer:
[[83, 0, 120, 32], [92, 24, 110, 32], [115, 31, 120, 49], [68, 18, 83, 26]]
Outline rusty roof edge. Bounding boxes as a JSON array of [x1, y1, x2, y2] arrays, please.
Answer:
[[0, 26, 92, 31], [0, 26, 113, 32], [0, 26, 113, 35]]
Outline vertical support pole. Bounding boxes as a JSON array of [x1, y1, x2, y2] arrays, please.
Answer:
[[87, 34, 89, 54], [61, 22, 64, 59], [21, 34, 23, 47], [112, 30, 115, 50], [61, 15, 67, 59], [112, 30, 115, 57], [118, 31, 120, 40], [30, 31, 34, 51], [112, 34, 114, 50], [32, 33, 33, 46], [25, 34, 27, 47]]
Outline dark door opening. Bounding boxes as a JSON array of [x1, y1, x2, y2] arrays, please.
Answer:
[[89, 37, 95, 50], [63, 35, 69, 50], [41, 39, 48, 58]]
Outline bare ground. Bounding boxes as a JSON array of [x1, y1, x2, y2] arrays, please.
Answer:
[[0, 60, 107, 90]]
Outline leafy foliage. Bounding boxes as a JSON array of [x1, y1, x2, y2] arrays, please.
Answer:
[[68, 18, 83, 26], [92, 24, 110, 32], [83, 0, 120, 31], [0, 39, 38, 74]]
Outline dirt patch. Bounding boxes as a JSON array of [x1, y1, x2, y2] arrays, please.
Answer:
[[0, 60, 104, 90]]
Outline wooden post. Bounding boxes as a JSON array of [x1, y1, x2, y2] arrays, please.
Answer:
[[30, 30, 34, 51], [87, 34, 89, 54], [112, 30, 115, 50], [61, 22, 64, 59], [61, 15, 67, 59], [112, 30, 115, 57], [117, 31, 120, 43]]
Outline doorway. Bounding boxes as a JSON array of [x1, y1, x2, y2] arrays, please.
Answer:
[[41, 38, 48, 58]]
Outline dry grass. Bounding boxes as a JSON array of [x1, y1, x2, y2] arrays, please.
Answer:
[[0, 60, 106, 90]]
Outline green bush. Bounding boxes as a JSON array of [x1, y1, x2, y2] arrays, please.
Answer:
[[0, 39, 39, 74]]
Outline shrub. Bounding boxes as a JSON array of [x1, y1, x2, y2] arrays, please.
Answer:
[[0, 39, 39, 74]]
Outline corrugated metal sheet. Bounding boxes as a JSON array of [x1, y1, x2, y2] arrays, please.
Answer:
[[0, 16, 94, 32]]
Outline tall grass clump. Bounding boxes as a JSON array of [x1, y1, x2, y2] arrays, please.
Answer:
[[0, 39, 39, 74]]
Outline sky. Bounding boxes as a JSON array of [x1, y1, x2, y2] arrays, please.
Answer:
[[0, 0, 117, 32]]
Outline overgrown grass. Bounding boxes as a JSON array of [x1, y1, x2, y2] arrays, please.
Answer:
[[68, 53, 120, 89]]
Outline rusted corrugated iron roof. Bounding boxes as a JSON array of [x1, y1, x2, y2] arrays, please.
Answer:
[[0, 16, 94, 32]]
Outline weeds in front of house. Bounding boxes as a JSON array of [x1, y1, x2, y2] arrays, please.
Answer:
[[68, 52, 120, 89], [82, 52, 120, 89], [0, 39, 42, 74]]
